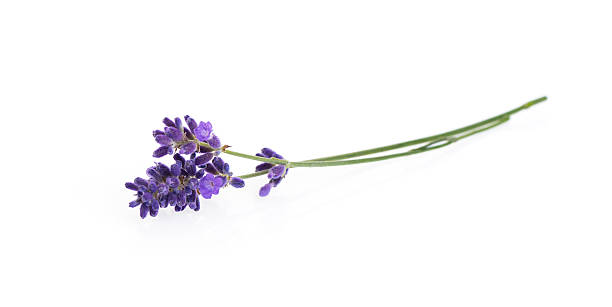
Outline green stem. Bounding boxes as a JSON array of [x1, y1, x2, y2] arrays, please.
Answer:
[[237, 170, 269, 179], [289, 116, 510, 168], [223, 149, 289, 165], [233, 96, 546, 178], [307, 96, 547, 162]]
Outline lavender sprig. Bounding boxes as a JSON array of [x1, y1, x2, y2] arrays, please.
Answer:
[[126, 97, 547, 218]]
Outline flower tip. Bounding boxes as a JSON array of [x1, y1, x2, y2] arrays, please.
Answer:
[[259, 184, 272, 197], [230, 177, 245, 188]]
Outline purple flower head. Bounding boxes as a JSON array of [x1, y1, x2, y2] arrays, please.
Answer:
[[194, 121, 213, 142], [198, 173, 225, 199], [254, 148, 288, 197], [126, 152, 235, 218], [152, 116, 221, 159]]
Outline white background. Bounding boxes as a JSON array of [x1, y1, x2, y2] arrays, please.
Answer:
[[1, 1, 611, 306]]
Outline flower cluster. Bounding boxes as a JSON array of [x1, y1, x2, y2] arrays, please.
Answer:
[[255, 148, 289, 197], [126, 116, 245, 218], [152, 116, 222, 158]]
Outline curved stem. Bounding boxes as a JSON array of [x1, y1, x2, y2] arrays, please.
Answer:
[[305, 96, 546, 162], [232, 96, 546, 178], [237, 170, 269, 179], [289, 116, 510, 168], [223, 149, 289, 165]]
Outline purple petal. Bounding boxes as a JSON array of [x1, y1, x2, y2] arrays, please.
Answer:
[[213, 176, 226, 188], [194, 121, 213, 141], [129, 200, 140, 208], [153, 130, 165, 136]]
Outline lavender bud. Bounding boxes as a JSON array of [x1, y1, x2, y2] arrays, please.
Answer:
[[153, 130, 165, 136], [259, 183, 272, 197], [166, 177, 179, 188], [185, 116, 197, 132], [204, 163, 218, 175], [229, 177, 245, 188], [185, 160, 197, 176], [163, 117, 176, 127], [173, 153, 185, 165], [174, 117, 183, 132], [140, 205, 149, 219], [142, 192, 153, 202], [195, 169, 206, 179], [170, 163, 181, 177], [153, 145, 173, 158], [151, 199, 160, 211], [179, 142, 197, 155], [156, 163, 171, 177], [184, 129, 195, 140], [255, 163, 274, 172], [194, 153, 213, 166], [164, 127, 183, 142], [194, 121, 213, 141], [155, 135, 172, 146], [212, 157, 225, 174], [134, 177, 148, 187], [125, 182, 138, 191], [268, 165, 286, 179], [208, 134, 221, 148], [261, 148, 277, 158], [146, 167, 163, 181]]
